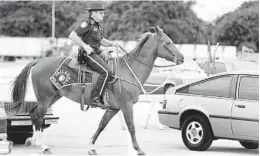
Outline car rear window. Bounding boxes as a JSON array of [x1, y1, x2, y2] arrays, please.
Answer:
[[238, 76, 259, 101], [179, 76, 233, 98]]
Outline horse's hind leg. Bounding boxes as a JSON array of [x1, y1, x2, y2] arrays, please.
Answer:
[[88, 109, 119, 155], [26, 95, 60, 154]]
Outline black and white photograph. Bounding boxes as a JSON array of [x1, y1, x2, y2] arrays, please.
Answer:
[[0, 0, 258, 155]]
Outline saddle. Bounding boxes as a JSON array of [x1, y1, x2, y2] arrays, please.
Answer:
[[68, 57, 118, 111], [50, 54, 119, 111], [68, 58, 95, 74]]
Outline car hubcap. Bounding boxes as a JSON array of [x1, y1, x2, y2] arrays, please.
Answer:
[[186, 121, 203, 144]]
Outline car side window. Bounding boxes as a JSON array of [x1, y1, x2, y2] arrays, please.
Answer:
[[238, 76, 259, 101], [178, 76, 233, 98]]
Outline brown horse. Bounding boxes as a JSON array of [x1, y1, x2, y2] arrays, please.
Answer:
[[10, 26, 184, 155]]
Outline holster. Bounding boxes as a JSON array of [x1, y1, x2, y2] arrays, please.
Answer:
[[77, 48, 88, 64]]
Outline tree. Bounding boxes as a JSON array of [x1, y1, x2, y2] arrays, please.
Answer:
[[211, 1, 259, 52], [103, 1, 207, 44], [0, 1, 90, 37], [0, 1, 219, 45], [0, 1, 52, 37]]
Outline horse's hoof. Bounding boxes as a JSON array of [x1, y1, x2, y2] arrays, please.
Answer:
[[88, 149, 97, 155], [24, 138, 32, 147], [137, 150, 146, 155], [43, 148, 52, 154]]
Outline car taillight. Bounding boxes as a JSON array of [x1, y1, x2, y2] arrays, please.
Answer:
[[0, 119, 7, 134], [0, 109, 7, 135]]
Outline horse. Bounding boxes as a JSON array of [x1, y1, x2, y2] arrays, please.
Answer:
[[10, 26, 184, 155]]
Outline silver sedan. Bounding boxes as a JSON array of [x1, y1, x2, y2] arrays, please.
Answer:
[[158, 71, 259, 151]]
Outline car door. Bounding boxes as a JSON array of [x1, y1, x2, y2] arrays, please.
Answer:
[[231, 75, 259, 140], [175, 75, 235, 138]]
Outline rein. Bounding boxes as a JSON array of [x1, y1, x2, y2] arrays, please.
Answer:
[[112, 34, 178, 95], [118, 37, 177, 68]]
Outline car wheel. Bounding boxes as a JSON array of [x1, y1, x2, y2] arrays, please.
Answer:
[[164, 84, 174, 93], [181, 115, 213, 151], [239, 141, 259, 149]]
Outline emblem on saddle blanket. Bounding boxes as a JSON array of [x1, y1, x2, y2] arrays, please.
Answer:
[[51, 69, 71, 88], [50, 58, 92, 89]]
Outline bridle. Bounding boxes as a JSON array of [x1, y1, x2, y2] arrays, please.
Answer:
[[119, 33, 180, 68], [113, 33, 181, 95]]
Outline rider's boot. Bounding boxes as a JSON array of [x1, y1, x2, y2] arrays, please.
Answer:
[[91, 96, 107, 109]]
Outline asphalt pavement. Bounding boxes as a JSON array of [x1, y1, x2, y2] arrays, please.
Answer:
[[8, 97, 259, 156]]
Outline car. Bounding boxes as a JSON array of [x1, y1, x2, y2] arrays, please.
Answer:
[[171, 59, 207, 84], [0, 108, 13, 154], [144, 60, 206, 94], [200, 59, 258, 75], [158, 71, 259, 151]]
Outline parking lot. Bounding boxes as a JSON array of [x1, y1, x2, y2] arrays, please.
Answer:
[[6, 98, 258, 156], [0, 62, 258, 155]]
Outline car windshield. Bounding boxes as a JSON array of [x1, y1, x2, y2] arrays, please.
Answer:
[[151, 68, 160, 73], [228, 62, 258, 72], [174, 61, 202, 72]]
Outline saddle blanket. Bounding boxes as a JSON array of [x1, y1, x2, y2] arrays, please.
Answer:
[[50, 58, 92, 89]]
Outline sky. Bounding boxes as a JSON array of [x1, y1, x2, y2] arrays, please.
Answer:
[[192, 0, 250, 22]]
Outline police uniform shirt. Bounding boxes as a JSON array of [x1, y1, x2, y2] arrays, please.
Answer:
[[74, 19, 103, 49]]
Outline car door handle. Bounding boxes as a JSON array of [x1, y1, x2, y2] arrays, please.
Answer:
[[236, 105, 245, 108]]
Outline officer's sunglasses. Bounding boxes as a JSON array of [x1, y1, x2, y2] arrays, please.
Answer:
[[96, 11, 105, 15]]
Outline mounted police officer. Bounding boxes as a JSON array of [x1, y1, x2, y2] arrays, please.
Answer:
[[69, 2, 118, 109]]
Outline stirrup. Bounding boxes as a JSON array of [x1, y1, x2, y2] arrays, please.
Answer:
[[91, 103, 108, 109], [91, 97, 107, 109]]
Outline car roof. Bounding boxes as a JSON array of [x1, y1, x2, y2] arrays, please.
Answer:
[[209, 59, 257, 64], [211, 71, 258, 76], [175, 71, 259, 90]]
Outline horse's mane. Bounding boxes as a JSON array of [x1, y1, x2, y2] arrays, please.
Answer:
[[122, 32, 152, 60]]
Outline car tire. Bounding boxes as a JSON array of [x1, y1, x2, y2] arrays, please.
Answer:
[[181, 115, 213, 151], [239, 141, 259, 149], [164, 84, 174, 93]]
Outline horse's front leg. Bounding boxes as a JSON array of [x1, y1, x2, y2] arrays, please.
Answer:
[[121, 102, 145, 155], [88, 109, 119, 155]]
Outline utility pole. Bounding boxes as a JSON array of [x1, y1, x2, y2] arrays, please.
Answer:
[[52, 0, 55, 39], [51, 0, 56, 55]]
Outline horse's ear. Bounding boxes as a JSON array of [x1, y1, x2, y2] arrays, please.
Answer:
[[155, 25, 163, 33], [155, 25, 163, 36], [149, 27, 156, 33]]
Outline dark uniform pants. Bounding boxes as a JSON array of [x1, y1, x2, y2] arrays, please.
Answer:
[[85, 53, 114, 98]]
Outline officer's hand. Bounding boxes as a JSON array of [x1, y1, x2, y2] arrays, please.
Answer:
[[83, 45, 93, 55]]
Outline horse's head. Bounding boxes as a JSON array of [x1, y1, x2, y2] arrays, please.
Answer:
[[150, 26, 184, 65]]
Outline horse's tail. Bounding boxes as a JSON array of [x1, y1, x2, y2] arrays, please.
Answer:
[[9, 60, 38, 115]]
